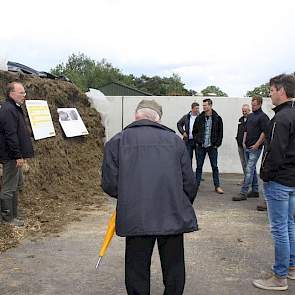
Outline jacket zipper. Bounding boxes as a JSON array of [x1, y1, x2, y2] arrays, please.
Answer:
[[261, 122, 276, 168]]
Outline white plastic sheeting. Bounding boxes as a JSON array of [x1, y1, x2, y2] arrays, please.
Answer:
[[85, 88, 111, 141], [0, 56, 8, 71]]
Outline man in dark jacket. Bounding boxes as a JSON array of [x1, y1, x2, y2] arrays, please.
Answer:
[[253, 74, 295, 291], [236, 104, 250, 175], [177, 102, 199, 165], [192, 98, 224, 194], [101, 99, 198, 295], [0, 82, 34, 226]]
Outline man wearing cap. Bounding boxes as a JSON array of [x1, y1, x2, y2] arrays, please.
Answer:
[[101, 99, 198, 295], [0, 82, 34, 226]]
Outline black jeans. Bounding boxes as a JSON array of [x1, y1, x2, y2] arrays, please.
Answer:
[[196, 146, 220, 187], [125, 234, 185, 295], [185, 139, 197, 167]]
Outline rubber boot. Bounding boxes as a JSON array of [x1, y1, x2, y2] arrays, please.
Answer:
[[0, 197, 14, 222], [12, 192, 18, 218]]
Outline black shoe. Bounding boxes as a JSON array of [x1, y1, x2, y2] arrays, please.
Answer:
[[247, 191, 259, 198], [232, 193, 247, 201]]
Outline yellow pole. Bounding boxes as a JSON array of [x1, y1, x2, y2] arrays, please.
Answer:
[[96, 211, 116, 269]]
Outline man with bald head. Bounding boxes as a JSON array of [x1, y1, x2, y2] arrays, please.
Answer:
[[0, 82, 34, 226], [236, 104, 251, 176]]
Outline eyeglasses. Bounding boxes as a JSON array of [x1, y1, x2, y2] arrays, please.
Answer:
[[12, 91, 26, 96]]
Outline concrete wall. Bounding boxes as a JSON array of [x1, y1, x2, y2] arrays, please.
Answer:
[[105, 96, 274, 173]]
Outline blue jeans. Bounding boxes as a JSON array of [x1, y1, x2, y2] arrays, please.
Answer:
[[264, 181, 295, 278], [196, 146, 220, 187], [185, 139, 197, 167], [240, 148, 262, 194]]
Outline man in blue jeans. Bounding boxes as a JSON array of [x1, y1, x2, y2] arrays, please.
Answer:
[[253, 74, 295, 291], [232, 96, 269, 201], [192, 98, 224, 194]]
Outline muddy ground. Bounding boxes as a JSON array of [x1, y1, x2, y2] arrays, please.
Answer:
[[1, 173, 294, 295], [0, 71, 105, 252]]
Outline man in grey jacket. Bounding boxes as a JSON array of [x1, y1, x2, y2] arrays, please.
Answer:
[[101, 99, 198, 295]]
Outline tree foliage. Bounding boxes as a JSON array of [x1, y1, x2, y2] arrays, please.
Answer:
[[201, 85, 228, 97], [246, 83, 270, 97], [51, 53, 193, 96]]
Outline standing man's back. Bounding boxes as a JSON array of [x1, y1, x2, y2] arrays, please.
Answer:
[[101, 99, 198, 294]]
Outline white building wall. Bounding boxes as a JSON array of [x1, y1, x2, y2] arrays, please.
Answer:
[[104, 96, 274, 173]]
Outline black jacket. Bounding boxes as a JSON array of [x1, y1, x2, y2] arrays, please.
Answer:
[[0, 98, 34, 161], [101, 119, 198, 237], [177, 112, 198, 139], [192, 110, 223, 147], [260, 101, 295, 186], [236, 116, 247, 147]]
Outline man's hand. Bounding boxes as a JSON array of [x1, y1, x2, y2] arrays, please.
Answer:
[[250, 144, 259, 151], [16, 158, 25, 168], [183, 132, 188, 140]]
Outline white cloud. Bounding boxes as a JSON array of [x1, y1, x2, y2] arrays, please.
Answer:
[[1, 0, 295, 96]]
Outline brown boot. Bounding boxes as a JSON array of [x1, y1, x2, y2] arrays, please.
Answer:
[[257, 201, 267, 211], [288, 267, 295, 280], [253, 274, 288, 291], [215, 187, 224, 194]]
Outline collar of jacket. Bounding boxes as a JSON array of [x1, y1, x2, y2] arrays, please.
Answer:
[[253, 107, 263, 114], [6, 97, 22, 109], [272, 100, 294, 113], [199, 109, 219, 119], [124, 119, 175, 133]]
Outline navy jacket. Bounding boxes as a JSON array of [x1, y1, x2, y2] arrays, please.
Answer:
[[101, 119, 198, 237], [0, 98, 34, 161]]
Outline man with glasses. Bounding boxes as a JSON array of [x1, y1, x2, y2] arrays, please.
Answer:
[[253, 74, 295, 291], [0, 82, 34, 226]]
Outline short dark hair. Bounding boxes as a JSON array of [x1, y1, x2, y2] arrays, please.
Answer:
[[203, 98, 213, 105], [191, 102, 199, 108], [6, 82, 22, 98], [269, 74, 295, 98], [252, 95, 263, 105]]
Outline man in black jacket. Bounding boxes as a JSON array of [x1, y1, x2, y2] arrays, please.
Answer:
[[177, 102, 199, 166], [236, 104, 250, 176], [0, 82, 34, 226], [192, 98, 224, 194], [253, 74, 295, 291], [101, 99, 198, 295]]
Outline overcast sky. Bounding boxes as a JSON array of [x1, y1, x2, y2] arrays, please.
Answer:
[[1, 0, 295, 96]]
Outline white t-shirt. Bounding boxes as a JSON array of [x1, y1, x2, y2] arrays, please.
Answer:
[[189, 114, 197, 139]]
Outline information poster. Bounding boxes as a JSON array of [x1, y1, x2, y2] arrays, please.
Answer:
[[57, 108, 88, 137], [26, 100, 56, 140]]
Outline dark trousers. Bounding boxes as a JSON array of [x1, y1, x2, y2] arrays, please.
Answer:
[[185, 139, 197, 167], [196, 146, 220, 187], [125, 234, 185, 295]]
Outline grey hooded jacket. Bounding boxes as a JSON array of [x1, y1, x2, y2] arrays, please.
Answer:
[[101, 119, 198, 237]]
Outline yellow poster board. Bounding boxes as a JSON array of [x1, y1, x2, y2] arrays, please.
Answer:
[[26, 100, 56, 140]]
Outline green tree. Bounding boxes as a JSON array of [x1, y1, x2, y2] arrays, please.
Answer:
[[201, 85, 228, 97], [51, 53, 135, 92], [246, 83, 270, 97], [51, 53, 197, 96]]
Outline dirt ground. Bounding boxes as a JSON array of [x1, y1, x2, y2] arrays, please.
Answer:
[[0, 71, 105, 252], [1, 173, 295, 295]]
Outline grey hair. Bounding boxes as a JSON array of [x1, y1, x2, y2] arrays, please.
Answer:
[[242, 104, 250, 109], [135, 108, 160, 122]]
